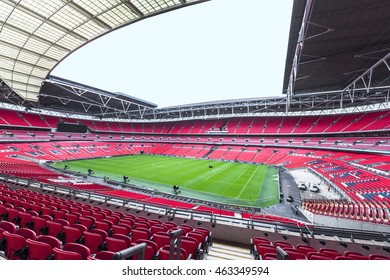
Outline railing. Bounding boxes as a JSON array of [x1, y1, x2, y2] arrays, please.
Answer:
[[113, 243, 147, 260], [2, 174, 390, 244], [169, 229, 182, 260]]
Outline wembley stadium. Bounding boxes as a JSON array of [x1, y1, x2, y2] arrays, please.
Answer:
[[1, 0, 390, 262]]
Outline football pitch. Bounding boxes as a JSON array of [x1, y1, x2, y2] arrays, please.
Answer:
[[52, 155, 280, 207]]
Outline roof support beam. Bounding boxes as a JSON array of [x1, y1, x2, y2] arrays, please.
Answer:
[[343, 52, 390, 101], [179, 0, 187, 4], [0, 66, 45, 81], [2, 0, 88, 42], [0, 53, 51, 72], [60, 0, 112, 31], [0, 39, 58, 63], [0, 21, 71, 53], [286, 0, 315, 113], [122, 0, 144, 17]]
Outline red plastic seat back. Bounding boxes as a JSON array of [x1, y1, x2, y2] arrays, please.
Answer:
[[120, 220, 134, 228], [252, 237, 271, 247], [3, 231, 27, 260], [369, 254, 390, 260], [0, 221, 17, 234], [132, 228, 151, 242], [112, 224, 131, 236], [296, 244, 317, 256], [181, 237, 199, 259], [6, 208, 20, 224], [319, 248, 342, 259], [94, 250, 115, 260], [26, 239, 53, 260], [83, 231, 105, 254], [307, 252, 334, 260], [134, 221, 150, 230], [273, 241, 293, 249], [186, 231, 204, 245], [47, 221, 64, 238], [78, 217, 94, 230], [31, 216, 48, 235], [105, 236, 129, 252], [94, 220, 112, 233], [151, 232, 170, 250], [62, 243, 91, 260], [16, 228, 36, 240], [257, 244, 276, 260], [105, 215, 119, 225], [53, 247, 82, 260], [159, 245, 187, 260], [284, 248, 307, 260], [65, 213, 79, 225], [19, 212, 33, 228], [37, 235, 62, 249], [63, 226, 83, 244], [134, 239, 158, 259]]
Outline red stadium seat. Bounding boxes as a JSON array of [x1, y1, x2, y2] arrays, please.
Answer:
[[151, 225, 167, 235], [133, 239, 158, 260], [3, 231, 27, 260], [181, 236, 201, 259], [94, 250, 115, 260], [18, 212, 33, 229], [31, 216, 48, 235], [319, 248, 342, 259], [62, 243, 91, 260], [37, 235, 62, 250], [15, 228, 36, 240], [78, 216, 95, 230], [53, 247, 83, 260], [83, 231, 106, 254], [0, 221, 17, 234], [151, 232, 171, 250], [369, 254, 390, 260], [283, 248, 307, 260], [5, 208, 20, 225], [112, 224, 132, 236], [157, 245, 188, 260], [296, 244, 317, 256], [343, 251, 369, 260], [105, 236, 130, 253], [273, 240, 293, 249], [94, 220, 113, 233], [26, 239, 54, 260], [47, 220, 65, 240], [256, 244, 276, 260], [307, 252, 333, 260], [132, 228, 151, 242], [63, 225, 84, 244]]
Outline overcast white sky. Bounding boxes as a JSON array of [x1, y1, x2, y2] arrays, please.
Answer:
[[51, 0, 293, 108]]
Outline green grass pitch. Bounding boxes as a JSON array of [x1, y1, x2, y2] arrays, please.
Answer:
[[52, 155, 280, 207]]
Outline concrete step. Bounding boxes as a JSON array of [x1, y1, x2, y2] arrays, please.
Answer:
[[206, 242, 253, 260]]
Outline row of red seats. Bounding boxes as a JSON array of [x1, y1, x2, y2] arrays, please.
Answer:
[[250, 237, 390, 260], [0, 184, 211, 260], [2, 108, 390, 134], [302, 199, 390, 224]]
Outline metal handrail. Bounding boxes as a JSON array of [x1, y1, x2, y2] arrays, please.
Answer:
[[112, 242, 147, 260]]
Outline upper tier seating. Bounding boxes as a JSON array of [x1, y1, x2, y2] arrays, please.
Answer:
[[2, 108, 390, 135]]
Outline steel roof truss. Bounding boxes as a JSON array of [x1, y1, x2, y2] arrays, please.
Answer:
[[121, 100, 132, 113], [343, 52, 390, 101]]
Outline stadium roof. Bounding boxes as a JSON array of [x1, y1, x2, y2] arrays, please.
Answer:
[[283, 0, 390, 97], [1, 0, 390, 119], [40, 75, 157, 118], [0, 0, 208, 103]]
